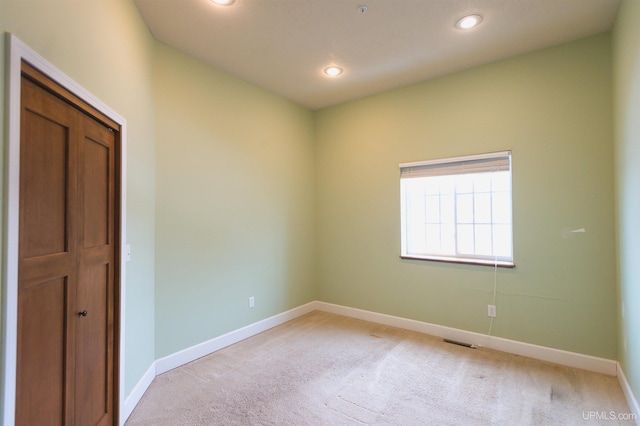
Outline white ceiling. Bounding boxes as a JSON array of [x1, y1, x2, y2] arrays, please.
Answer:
[[134, 0, 620, 110]]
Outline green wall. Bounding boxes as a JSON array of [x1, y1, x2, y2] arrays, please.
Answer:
[[0, 0, 158, 397], [153, 44, 316, 358], [613, 0, 640, 408], [315, 34, 617, 359]]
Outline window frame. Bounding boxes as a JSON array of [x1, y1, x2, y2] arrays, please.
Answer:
[[399, 151, 515, 268]]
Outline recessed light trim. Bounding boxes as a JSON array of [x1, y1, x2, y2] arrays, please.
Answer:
[[324, 66, 343, 77], [455, 14, 483, 30], [212, 0, 235, 5]]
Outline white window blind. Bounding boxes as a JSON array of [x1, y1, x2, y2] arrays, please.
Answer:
[[400, 152, 511, 178]]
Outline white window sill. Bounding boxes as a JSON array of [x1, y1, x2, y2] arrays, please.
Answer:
[[400, 255, 515, 268]]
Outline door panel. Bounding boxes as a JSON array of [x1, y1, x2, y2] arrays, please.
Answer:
[[76, 265, 110, 426], [16, 277, 70, 426], [20, 86, 74, 259], [82, 133, 110, 248]]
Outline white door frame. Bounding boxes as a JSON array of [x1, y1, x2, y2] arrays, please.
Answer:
[[1, 33, 128, 425]]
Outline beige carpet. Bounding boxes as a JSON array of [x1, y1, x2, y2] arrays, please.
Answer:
[[126, 311, 634, 425]]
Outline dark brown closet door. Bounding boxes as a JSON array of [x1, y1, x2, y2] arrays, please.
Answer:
[[17, 71, 116, 426]]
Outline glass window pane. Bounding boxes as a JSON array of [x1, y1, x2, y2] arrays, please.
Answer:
[[441, 195, 455, 224], [439, 175, 455, 194], [425, 224, 442, 253], [456, 174, 473, 193], [457, 224, 474, 254], [425, 195, 440, 223], [406, 214, 426, 252], [403, 178, 418, 194], [491, 172, 511, 192], [474, 193, 492, 223], [406, 194, 425, 224], [441, 224, 456, 254], [473, 173, 492, 192], [493, 224, 512, 257], [407, 228, 426, 254], [492, 192, 511, 224], [475, 224, 493, 256], [457, 193, 474, 223], [423, 177, 439, 195]]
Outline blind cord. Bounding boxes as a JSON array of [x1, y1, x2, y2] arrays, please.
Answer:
[[488, 256, 498, 337], [488, 168, 500, 338]]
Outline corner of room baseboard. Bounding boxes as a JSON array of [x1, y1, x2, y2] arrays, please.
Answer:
[[122, 301, 316, 423], [314, 301, 618, 376], [617, 362, 640, 424], [155, 301, 317, 375], [122, 361, 156, 424]]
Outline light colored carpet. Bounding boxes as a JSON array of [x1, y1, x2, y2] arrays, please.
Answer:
[[126, 311, 634, 425]]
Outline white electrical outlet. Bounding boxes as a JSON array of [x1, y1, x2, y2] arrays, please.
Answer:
[[249, 296, 255, 308], [488, 304, 497, 318]]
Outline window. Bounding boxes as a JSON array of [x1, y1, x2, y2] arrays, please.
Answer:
[[400, 151, 513, 267]]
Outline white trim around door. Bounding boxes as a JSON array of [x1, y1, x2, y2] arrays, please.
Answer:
[[2, 33, 128, 425]]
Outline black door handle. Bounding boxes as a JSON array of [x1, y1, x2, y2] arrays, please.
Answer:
[[78, 310, 88, 317]]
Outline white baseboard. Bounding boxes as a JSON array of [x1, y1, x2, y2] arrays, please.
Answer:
[[122, 302, 315, 423], [122, 362, 156, 424], [617, 363, 640, 424], [315, 301, 618, 376], [155, 301, 316, 375]]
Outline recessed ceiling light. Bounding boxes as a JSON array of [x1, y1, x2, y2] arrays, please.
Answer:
[[455, 14, 483, 30], [324, 66, 343, 77], [212, 0, 234, 5]]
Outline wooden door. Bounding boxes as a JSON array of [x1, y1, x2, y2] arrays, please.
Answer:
[[16, 64, 119, 426]]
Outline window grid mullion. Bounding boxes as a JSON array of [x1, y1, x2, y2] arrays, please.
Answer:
[[438, 181, 443, 253], [472, 181, 477, 256], [489, 175, 495, 259], [453, 182, 459, 256]]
